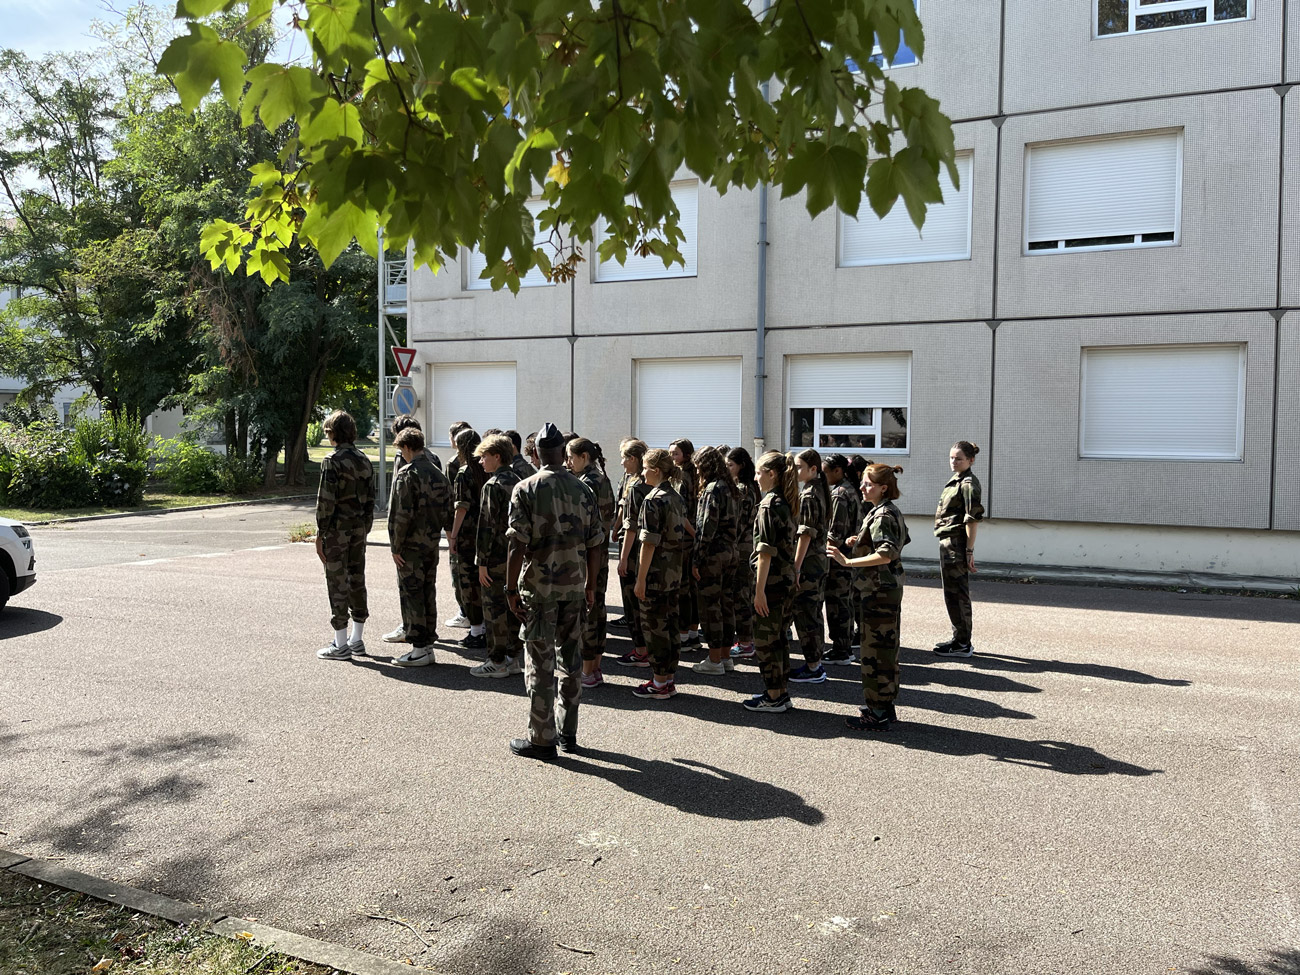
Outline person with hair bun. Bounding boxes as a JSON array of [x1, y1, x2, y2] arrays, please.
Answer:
[[669, 439, 701, 649], [613, 438, 652, 667], [822, 453, 862, 666], [933, 440, 985, 658], [567, 437, 617, 687], [789, 448, 832, 684], [743, 451, 801, 713], [631, 448, 691, 699], [725, 447, 759, 661], [829, 463, 909, 731], [690, 446, 740, 676]]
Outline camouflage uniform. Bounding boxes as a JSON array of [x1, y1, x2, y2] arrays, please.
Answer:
[[616, 472, 651, 648], [388, 452, 453, 646], [512, 454, 537, 481], [445, 456, 466, 615], [477, 465, 523, 663], [452, 465, 485, 626], [825, 480, 863, 655], [934, 470, 985, 645], [316, 443, 375, 631], [752, 490, 797, 694], [638, 483, 691, 674], [507, 467, 603, 746], [577, 466, 617, 663], [675, 474, 698, 634], [694, 480, 739, 650], [728, 482, 759, 645], [792, 483, 830, 665], [853, 501, 909, 706]]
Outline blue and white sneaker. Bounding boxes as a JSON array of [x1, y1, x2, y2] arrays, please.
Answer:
[[789, 665, 827, 684], [742, 692, 793, 713], [317, 641, 353, 661]]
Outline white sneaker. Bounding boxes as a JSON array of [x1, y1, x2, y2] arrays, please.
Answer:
[[470, 658, 513, 678], [347, 639, 367, 658], [506, 656, 524, 675], [393, 646, 435, 667], [444, 612, 471, 629], [692, 659, 727, 675], [382, 626, 406, 643], [317, 642, 353, 661]]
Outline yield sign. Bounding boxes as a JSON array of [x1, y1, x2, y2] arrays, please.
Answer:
[[391, 347, 417, 377]]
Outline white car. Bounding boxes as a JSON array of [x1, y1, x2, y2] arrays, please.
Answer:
[[0, 516, 36, 612]]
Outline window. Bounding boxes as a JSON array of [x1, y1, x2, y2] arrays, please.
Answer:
[[840, 152, 972, 266], [786, 353, 911, 454], [595, 180, 698, 282], [1025, 130, 1182, 255], [464, 199, 555, 291], [1097, 0, 1250, 37], [1079, 344, 1245, 460], [844, 0, 919, 72], [635, 357, 741, 448], [431, 362, 517, 445]]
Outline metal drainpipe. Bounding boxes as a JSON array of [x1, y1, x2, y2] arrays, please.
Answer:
[[376, 229, 387, 507], [754, 64, 771, 461]]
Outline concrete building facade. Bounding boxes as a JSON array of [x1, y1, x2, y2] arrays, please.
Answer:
[[404, 0, 1300, 586]]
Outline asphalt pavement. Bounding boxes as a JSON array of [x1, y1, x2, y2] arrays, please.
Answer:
[[1, 502, 1297, 975]]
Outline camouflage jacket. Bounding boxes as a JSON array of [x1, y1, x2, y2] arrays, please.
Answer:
[[675, 469, 698, 527], [796, 483, 830, 586], [616, 472, 651, 563], [934, 470, 985, 539], [507, 466, 603, 604], [854, 500, 910, 594], [734, 482, 758, 558], [752, 490, 797, 595], [828, 480, 862, 554], [511, 453, 537, 481], [638, 482, 691, 592], [394, 450, 441, 477], [387, 452, 452, 557], [316, 443, 375, 534], [577, 466, 617, 543], [453, 465, 485, 557], [694, 479, 739, 563], [476, 466, 521, 568]]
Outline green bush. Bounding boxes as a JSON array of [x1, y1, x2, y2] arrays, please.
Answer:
[[306, 420, 324, 448], [73, 413, 151, 466], [91, 451, 148, 506], [216, 454, 263, 495], [4, 451, 98, 508], [151, 438, 222, 494]]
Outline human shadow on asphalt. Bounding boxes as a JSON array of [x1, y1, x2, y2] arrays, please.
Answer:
[[959, 650, 1191, 686], [562, 749, 824, 824], [1184, 947, 1300, 974], [0, 608, 64, 639]]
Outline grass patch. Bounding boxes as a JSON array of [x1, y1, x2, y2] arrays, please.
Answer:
[[0, 485, 315, 525], [0, 871, 330, 975], [287, 523, 317, 543]]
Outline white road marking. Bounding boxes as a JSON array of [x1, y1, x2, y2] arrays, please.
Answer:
[[46, 544, 292, 573]]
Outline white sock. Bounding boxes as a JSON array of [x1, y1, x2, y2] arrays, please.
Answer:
[[334, 628, 348, 648], [470, 623, 485, 636], [349, 621, 364, 642], [688, 629, 699, 639]]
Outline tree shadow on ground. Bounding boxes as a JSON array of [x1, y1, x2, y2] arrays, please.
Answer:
[[0, 608, 64, 639], [1184, 948, 1300, 974], [563, 749, 824, 824]]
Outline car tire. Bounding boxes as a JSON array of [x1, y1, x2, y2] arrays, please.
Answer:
[[0, 570, 9, 614]]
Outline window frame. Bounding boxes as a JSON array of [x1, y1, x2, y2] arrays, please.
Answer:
[[463, 198, 557, 292], [429, 361, 518, 446], [1093, 0, 1253, 39], [872, 0, 919, 68], [594, 179, 700, 284], [785, 353, 912, 457]]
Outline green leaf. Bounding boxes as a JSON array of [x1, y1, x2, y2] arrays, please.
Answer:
[[174, 0, 232, 16], [157, 23, 249, 112], [242, 63, 303, 130], [504, 129, 557, 191], [301, 201, 376, 266]]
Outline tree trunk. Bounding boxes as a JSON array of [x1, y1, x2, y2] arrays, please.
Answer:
[[284, 360, 329, 487], [263, 435, 281, 489], [224, 409, 237, 456], [235, 409, 249, 459]]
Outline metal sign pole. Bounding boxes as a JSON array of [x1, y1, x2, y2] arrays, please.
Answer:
[[376, 228, 388, 508]]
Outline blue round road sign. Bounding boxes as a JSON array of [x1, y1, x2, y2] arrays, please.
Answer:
[[392, 384, 418, 416]]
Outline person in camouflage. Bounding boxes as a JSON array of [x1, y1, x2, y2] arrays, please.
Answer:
[[613, 438, 651, 667], [443, 420, 472, 629], [470, 434, 524, 677], [933, 440, 985, 658], [743, 451, 800, 713], [448, 428, 488, 651], [387, 426, 454, 666], [822, 453, 863, 666], [690, 446, 740, 676], [790, 449, 832, 684], [380, 414, 442, 647], [829, 463, 910, 731], [631, 449, 692, 699], [567, 438, 616, 688], [669, 439, 700, 647], [505, 423, 605, 760], [507, 430, 537, 480], [315, 411, 376, 661], [725, 447, 759, 660]]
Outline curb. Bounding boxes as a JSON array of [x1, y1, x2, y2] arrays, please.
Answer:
[[0, 847, 433, 975], [901, 558, 1299, 596], [27, 495, 316, 527]]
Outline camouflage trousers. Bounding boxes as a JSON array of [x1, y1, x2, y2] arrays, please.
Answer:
[[639, 587, 681, 675], [792, 573, 827, 665], [939, 536, 972, 644], [397, 550, 439, 647], [729, 550, 755, 645], [677, 552, 698, 632], [481, 563, 522, 663], [581, 552, 610, 662], [696, 550, 736, 650], [448, 552, 466, 614], [753, 587, 795, 694], [859, 583, 903, 705], [618, 558, 646, 649], [454, 545, 484, 626], [322, 526, 369, 631], [522, 598, 585, 745], [825, 563, 856, 654]]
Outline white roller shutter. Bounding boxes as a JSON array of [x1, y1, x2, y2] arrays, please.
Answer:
[[1080, 344, 1244, 460], [595, 181, 699, 282], [431, 362, 517, 444], [840, 152, 972, 266], [1026, 131, 1182, 249], [465, 199, 554, 290], [787, 353, 912, 408], [635, 357, 741, 448]]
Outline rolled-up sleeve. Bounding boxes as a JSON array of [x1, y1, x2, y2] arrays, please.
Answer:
[[962, 480, 985, 524], [506, 482, 531, 545], [638, 495, 664, 547], [754, 504, 778, 555]]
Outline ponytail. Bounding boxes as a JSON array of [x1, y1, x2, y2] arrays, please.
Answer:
[[796, 447, 832, 518], [620, 437, 648, 473], [864, 463, 904, 502], [568, 436, 606, 472], [757, 450, 801, 519]]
